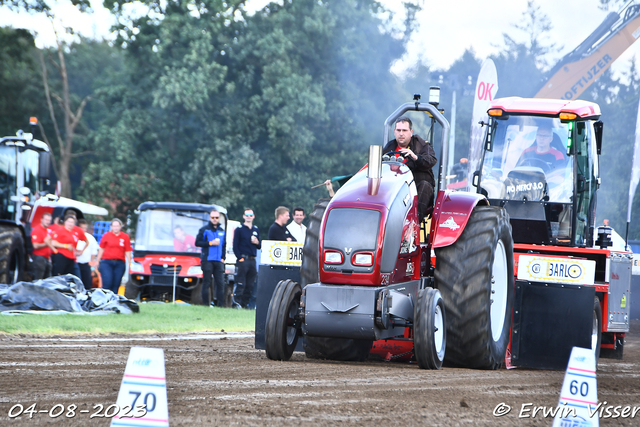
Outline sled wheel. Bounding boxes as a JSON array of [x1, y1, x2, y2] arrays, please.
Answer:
[[435, 206, 514, 369], [414, 287, 446, 369], [265, 279, 302, 361]]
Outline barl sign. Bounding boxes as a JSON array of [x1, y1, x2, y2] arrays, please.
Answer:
[[517, 255, 596, 285]]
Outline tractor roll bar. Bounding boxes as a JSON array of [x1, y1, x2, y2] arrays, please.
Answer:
[[383, 102, 450, 191]]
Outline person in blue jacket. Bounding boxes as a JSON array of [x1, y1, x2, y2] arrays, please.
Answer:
[[195, 209, 226, 307]]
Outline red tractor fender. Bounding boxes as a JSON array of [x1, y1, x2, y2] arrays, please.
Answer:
[[430, 190, 489, 249]]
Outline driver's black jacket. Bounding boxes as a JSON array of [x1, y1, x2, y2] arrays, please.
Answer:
[[383, 134, 437, 187]]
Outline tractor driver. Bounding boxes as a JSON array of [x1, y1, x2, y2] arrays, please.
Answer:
[[517, 125, 567, 172], [516, 125, 570, 200], [383, 116, 437, 219]]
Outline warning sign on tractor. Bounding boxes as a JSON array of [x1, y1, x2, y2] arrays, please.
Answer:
[[518, 255, 596, 285], [261, 240, 304, 266]]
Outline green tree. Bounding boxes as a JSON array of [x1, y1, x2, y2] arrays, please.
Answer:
[[90, 0, 409, 226], [0, 27, 44, 136]]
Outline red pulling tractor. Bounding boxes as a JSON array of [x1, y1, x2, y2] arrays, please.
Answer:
[[264, 96, 630, 370]]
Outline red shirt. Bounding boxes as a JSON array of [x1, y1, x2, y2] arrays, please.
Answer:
[[31, 225, 51, 258], [173, 234, 196, 252], [51, 226, 87, 260], [100, 231, 132, 261]]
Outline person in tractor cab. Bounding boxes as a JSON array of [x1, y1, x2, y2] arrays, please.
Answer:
[[383, 116, 437, 219], [517, 125, 567, 171], [173, 225, 197, 252]]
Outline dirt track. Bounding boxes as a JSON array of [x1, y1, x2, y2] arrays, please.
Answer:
[[0, 322, 639, 426]]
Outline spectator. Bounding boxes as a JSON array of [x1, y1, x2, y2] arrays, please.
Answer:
[[286, 207, 306, 243], [232, 208, 261, 309], [50, 215, 87, 276], [382, 116, 437, 219], [76, 219, 99, 291], [195, 209, 226, 307], [173, 225, 197, 252], [30, 212, 56, 280], [96, 218, 132, 294], [268, 206, 295, 242]]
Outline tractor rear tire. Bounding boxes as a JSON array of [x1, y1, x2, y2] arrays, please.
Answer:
[[0, 227, 25, 285], [265, 279, 302, 361], [414, 287, 446, 369], [300, 198, 330, 287], [435, 205, 514, 369], [301, 198, 373, 362]]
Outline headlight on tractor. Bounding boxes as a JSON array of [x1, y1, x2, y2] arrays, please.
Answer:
[[324, 250, 343, 264], [352, 252, 373, 267], [187, 265, 202, 275], [129, 261, 144, 273]]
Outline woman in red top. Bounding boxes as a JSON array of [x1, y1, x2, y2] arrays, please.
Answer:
[[50, 215, 87, 276], [96, 218, 132, 294]]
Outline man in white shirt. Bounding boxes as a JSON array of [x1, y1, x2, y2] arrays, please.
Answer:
[[286, 207, 307, 243], [76, 219, 99, 291]]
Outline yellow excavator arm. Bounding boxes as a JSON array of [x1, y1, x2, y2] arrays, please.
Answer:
[[536, 1, 640, 99]]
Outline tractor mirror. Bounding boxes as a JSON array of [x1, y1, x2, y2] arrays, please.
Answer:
[[39, 151, 51, 180], [594, 121, 603, 154]]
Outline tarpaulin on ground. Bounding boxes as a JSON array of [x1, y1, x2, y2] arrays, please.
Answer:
[[0, 275, 139, 314]]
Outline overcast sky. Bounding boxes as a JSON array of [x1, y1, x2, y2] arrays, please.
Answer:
[[0, 0, 638, 79]]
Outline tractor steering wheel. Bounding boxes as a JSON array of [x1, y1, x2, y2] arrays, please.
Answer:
[[515, 157, 551, 173], [384, 151, 410, 164]]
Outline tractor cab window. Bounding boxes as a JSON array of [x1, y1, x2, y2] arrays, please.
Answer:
[[135, 210, 225, 253], [480, 116, 573, 204], [21, 149, 39, 198], [573, 121, 598, 246], [0, 146, 17, 220]]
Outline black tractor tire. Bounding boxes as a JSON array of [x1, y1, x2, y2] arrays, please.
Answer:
[[414, 287, 446, 369], [300, 198, 330, 287], [592, 296, 602, 362], [265, 279, 302, 361], [191, 279, 205, 305], [124, 280, 140, 300], [300, 198, 373, 362], [434, 205, 514, 369], [0, 226, 25, 285]]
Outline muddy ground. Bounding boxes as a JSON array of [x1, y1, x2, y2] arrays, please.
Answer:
[[0, 322, 639, 427]]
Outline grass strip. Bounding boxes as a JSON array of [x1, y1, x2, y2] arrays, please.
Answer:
[[0, 303, 256, 335]]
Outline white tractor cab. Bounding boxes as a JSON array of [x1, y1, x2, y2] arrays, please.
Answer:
[[126, 202, 236, 305], [0, 119, 51, 283]]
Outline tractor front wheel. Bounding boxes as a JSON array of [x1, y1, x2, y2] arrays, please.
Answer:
[[435, 206, 514, 369], [265, 279, 302, 361], [413, 287, 446, 369]]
